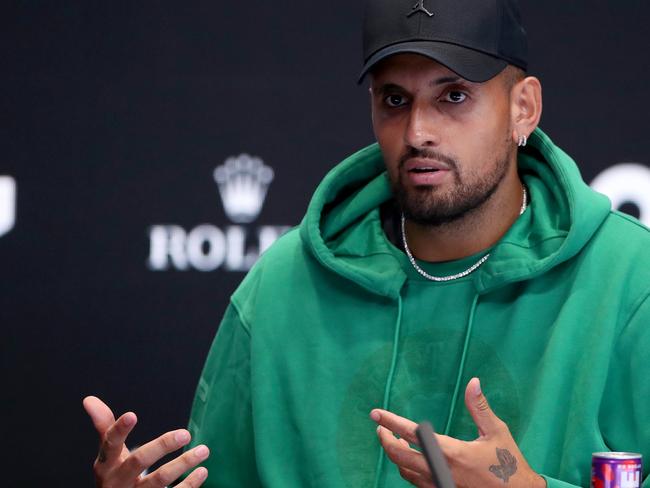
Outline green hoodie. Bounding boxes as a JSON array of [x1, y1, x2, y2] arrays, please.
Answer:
[[188, 128, 650, 488]]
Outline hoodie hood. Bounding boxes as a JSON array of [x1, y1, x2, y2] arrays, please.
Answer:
[[299, 128, 611, 298]]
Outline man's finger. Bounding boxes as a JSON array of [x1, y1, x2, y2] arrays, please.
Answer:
[[118, 429, 194, 481], [464, 377, 503, 437], [83, 396, 117, 436], [370, 409, 419, 445], [399, 466, 435, 488], [175, 467, 209, 488], [386, 430, 458, 488], [377, 425, 430, 476], [99, 411, 138, 464], [138, 444, 210, 488], [395, 441, 436, 488]]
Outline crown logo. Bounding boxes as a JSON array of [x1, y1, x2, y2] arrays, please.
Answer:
[[0, 176, 16, 237], [213, 154, 274, 224]]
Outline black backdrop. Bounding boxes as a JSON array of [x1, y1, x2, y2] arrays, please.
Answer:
[[2, 2, 649, 486]]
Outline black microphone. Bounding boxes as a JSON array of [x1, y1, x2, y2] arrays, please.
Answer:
[[416, 421, 456, 488]]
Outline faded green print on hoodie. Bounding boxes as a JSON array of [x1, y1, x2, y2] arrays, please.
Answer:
[[187, 128, 650, 488]]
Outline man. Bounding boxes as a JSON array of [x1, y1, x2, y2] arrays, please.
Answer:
[[84, 0, 650, 487]]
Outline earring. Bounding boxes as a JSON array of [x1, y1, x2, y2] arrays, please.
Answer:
[[517, 134, 528, 147]]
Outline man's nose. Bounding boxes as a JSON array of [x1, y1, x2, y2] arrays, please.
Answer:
[[404, 105, 440, 148]]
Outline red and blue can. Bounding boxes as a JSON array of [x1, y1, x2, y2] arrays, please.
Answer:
[[591, 452, 643, 488]]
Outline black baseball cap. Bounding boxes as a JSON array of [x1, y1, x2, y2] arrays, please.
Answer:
[[359, 0, 528, 83]]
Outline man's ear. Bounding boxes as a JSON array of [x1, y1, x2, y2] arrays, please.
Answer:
[[510, 76, 543, 143]]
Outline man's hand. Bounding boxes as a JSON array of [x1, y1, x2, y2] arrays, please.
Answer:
[[83, 396, 210, 488], [370, 378, 546, 488]]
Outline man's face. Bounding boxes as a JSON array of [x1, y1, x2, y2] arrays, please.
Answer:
[[370, 54, 516, 226]]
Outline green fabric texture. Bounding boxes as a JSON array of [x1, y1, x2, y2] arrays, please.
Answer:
[[187, 128, 650, 488]]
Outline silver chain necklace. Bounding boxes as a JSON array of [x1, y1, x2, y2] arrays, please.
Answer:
[[400, 186, 528, 282]]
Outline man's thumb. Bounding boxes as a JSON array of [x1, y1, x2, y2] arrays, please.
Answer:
[[464, 378, 501, 437], [83, 396, 116, 436]]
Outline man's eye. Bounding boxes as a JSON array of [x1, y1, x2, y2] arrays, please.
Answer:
[[444, 91, 467, 103], [384, 94, 407, 107]]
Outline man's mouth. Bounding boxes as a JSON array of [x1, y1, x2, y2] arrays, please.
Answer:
[[403, 158, 451, 174], [402, 158, 451, 186]]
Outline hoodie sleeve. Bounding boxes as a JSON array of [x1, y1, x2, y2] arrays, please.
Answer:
[[539, 478, 583, 488], [597, 292, 650, 487], [540, 294, 650, 488], [186, 302, 263, 488]]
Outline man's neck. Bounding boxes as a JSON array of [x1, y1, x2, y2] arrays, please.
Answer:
[[404, 175, 525, 263]]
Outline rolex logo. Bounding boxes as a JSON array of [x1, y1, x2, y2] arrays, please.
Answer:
[[0, 176, 16, 237], [408, 0, 434, 17], [148, 154, 289, 273], [213, 154, 274, 224]]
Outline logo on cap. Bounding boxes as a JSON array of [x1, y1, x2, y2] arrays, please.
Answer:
[[407, 0, 434, 18]]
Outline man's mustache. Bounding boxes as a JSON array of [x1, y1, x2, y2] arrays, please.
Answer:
[[398, 147, 458, 171]]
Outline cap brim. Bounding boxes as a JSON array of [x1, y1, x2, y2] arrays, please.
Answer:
[[358, 41, 507, 84]]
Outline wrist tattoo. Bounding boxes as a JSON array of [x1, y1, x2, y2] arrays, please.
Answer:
[[489, 448, 517, 483]]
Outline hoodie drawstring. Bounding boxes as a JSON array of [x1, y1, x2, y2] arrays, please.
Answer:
[[372, 295, 403, 488], [372, 293, 478, 484], [443, 293, 479, 435]]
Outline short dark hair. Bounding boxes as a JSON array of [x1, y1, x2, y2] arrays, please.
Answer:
[[502, 65, 526, 91]]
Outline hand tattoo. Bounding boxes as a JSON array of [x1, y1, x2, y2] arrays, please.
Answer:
[[489, 448, 517, 483]]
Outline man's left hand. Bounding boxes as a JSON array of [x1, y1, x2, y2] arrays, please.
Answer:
[[370, 378, 546, 488]]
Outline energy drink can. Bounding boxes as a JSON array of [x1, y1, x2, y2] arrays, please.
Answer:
[[591, 452, 642, 488]]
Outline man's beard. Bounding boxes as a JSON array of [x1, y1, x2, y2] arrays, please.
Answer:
[[392, 143, 512, 227]]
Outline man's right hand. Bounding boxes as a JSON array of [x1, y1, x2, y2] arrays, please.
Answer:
[[83, 396, 210, 487]]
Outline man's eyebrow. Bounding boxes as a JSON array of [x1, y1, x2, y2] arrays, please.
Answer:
[[430, 76, 462, 86], [374, 83, 405, 95], [374, 76, 466, 94]]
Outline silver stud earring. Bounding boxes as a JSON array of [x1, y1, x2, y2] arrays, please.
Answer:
[[517, 134, 528, 147]]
